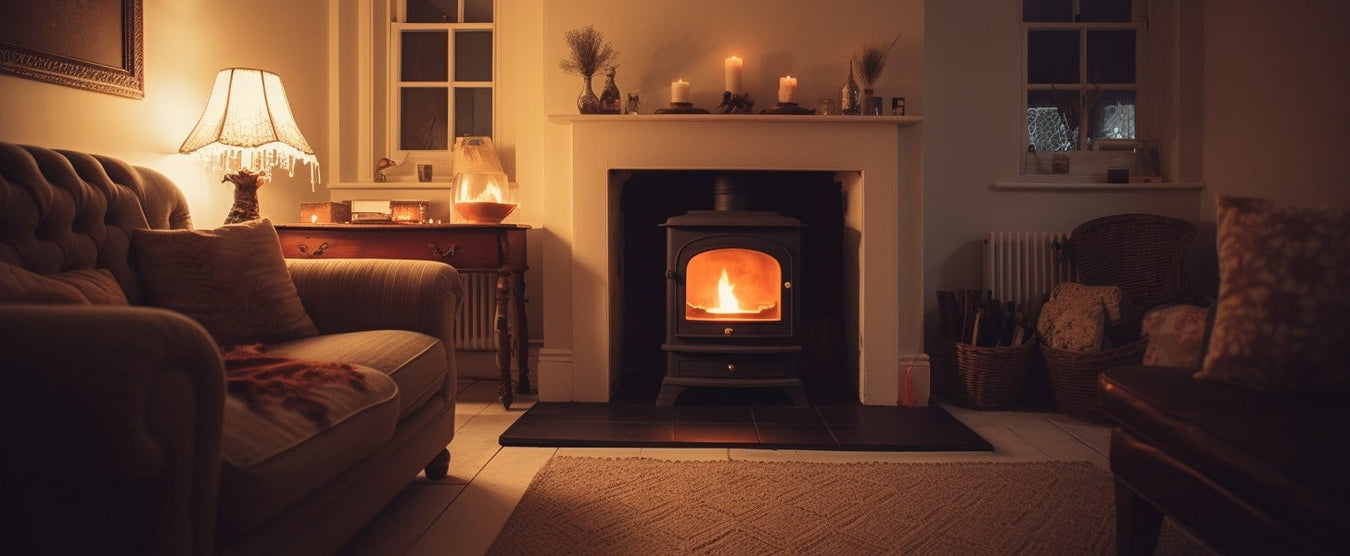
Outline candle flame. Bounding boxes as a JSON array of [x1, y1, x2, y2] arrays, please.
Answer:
[[309, 213, 318, 224]]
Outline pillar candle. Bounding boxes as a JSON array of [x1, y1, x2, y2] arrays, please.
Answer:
[[671, 79, 690, 103], [724, 56, 743, 94], [777, 76, 798, 103]]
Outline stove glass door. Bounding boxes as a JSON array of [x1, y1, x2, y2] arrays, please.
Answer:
[[683, 247, 782, 322]]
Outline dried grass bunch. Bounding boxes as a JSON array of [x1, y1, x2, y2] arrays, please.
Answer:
[[559, 25, 617, 79], [855, 35, 900, 88]]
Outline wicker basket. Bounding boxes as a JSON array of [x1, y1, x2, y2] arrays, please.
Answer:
[[940, 337, 1036, 410], [1041, 339, 1146, 422]]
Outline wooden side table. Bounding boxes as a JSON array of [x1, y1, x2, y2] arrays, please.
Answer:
[[274, 223, 530, 408]]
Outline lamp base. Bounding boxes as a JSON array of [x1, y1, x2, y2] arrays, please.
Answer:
[[223, 169, 267, 224]]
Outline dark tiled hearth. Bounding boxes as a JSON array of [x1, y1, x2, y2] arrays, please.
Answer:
[[498, 400, 993, 452]]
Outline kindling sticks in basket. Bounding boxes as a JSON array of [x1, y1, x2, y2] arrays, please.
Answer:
[[936, 289, 1037, 410]]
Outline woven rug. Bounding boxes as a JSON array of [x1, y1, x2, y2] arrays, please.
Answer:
[[487, 457, 1213, 555]]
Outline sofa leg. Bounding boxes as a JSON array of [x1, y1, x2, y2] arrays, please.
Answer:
[[1115, 477, 1163, 556], [424, 448, 451, 480]]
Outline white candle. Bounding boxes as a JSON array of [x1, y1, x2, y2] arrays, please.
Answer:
[[671, 79, 690, 103], [777, 76, 798, 103], [724, 56, 743, 94]]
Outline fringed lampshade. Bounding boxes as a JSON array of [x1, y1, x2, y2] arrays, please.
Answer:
[[180, 68, 320, 224]]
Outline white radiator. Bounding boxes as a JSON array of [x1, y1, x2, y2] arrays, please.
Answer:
[[982, 231, 1073, 317], [455, 273, 507, 352]]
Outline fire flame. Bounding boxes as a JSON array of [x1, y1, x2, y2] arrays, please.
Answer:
[[708, 268, 742, 314], [472, 181, 504, 203]]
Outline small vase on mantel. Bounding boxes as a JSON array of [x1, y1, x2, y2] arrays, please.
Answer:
[[841, 62, 861, 115], [578, 74, 600, 114], [861, 88, 881, 115], [599, 66, 622, 114]]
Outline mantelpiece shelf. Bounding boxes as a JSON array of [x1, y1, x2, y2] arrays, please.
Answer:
[[548, 114, 923, 126]]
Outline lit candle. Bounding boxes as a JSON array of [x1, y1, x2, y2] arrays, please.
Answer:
[[777, 76, 798, 103], [309, 213, 318, 224], [724, 56, 743, 94], [671, 79, 690, 103]]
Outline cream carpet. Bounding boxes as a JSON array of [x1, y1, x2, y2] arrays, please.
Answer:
[[487, 457, 1212, 555]]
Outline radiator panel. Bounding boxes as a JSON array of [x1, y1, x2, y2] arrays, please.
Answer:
[[982, 232, 1073, 317], [455, 272, 505, 352]]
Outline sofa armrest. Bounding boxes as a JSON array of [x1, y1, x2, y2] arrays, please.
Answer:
[[285, 258, 462, 362], [0, 304, 225, 556]]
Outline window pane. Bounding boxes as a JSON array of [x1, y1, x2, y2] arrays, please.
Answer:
[[401, 31, 448, 82], [455, 31, 493, 81], [1024, 0, 1073, 22], [1092, 90, 1135, 140], [1028, 90, 1074, 151], [1087, 30, 1135, 84], [401, 88, 449, 150], [455, 87, 492, 137], [1079, 0, 1132, 22], [1028, 30, 1079, 84], [407, 0, 458, 23], [464, 0, 493, 23]]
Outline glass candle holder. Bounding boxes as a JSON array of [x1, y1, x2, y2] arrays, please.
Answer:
[[453, 171, 518, 223]]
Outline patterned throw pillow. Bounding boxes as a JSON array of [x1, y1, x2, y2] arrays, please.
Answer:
[[1141, 303, 1210, 368], [1196, 196, 1350, 395], [1051, 282, 1126, 327], [1037, 290, 1106, 353], [134, 219, 319, 347]]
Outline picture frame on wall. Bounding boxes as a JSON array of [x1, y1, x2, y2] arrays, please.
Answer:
[[0, 0, 144, 99]]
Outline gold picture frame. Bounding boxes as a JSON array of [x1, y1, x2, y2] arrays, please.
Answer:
[[0, 0, 144, 99]]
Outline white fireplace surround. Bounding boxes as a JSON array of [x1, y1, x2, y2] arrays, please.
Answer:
[[541, 114, 929, 406]]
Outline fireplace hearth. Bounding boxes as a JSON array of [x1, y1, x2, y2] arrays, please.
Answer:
[[657, 174, 808, 406]]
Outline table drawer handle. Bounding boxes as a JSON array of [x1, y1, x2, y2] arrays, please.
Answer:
[[297, 242, 329, 257], [429, 243, 458, 260]]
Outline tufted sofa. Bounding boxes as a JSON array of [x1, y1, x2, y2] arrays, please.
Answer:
[[0, 143, 463, 555]]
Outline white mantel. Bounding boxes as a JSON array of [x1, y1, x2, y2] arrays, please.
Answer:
[[540, 114, 929, 406]]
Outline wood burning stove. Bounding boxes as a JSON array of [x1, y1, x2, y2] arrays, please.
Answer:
[[658, 175, 807, 406]]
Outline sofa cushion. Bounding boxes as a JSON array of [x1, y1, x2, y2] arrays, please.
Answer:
[[217, 350, 398, 536], [0, 264, 129, 305], [133, 218, 319, 346], [1100, 365, 1350, 545], [1140, 303, 1210, 368], [266, 329, 449, 420], [1197, 196, 1350, 396]]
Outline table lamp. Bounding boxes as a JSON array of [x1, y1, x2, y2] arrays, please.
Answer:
[[179, 68, 320, 224]]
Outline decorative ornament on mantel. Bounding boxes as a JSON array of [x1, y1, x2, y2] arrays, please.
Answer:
[[599, 66, 622, 114], [560, 25, 618, 115]]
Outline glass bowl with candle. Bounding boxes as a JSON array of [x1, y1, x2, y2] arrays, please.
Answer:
[[452, 171, 518, 224]]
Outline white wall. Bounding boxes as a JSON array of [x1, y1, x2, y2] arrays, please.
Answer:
[[923, 0, 1201, 358], [0, 0, 329, 226], [1202, 0, 1350, 209]]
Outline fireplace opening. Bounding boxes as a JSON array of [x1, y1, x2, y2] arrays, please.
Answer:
[[615, 170, 851, 405]]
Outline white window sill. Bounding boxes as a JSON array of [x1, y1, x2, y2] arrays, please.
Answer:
[[990, 176, 1205, 192]]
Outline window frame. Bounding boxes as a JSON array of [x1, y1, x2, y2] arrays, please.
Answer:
[[385, 1, 496, 165], [1021, 0, 1147, 172]]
